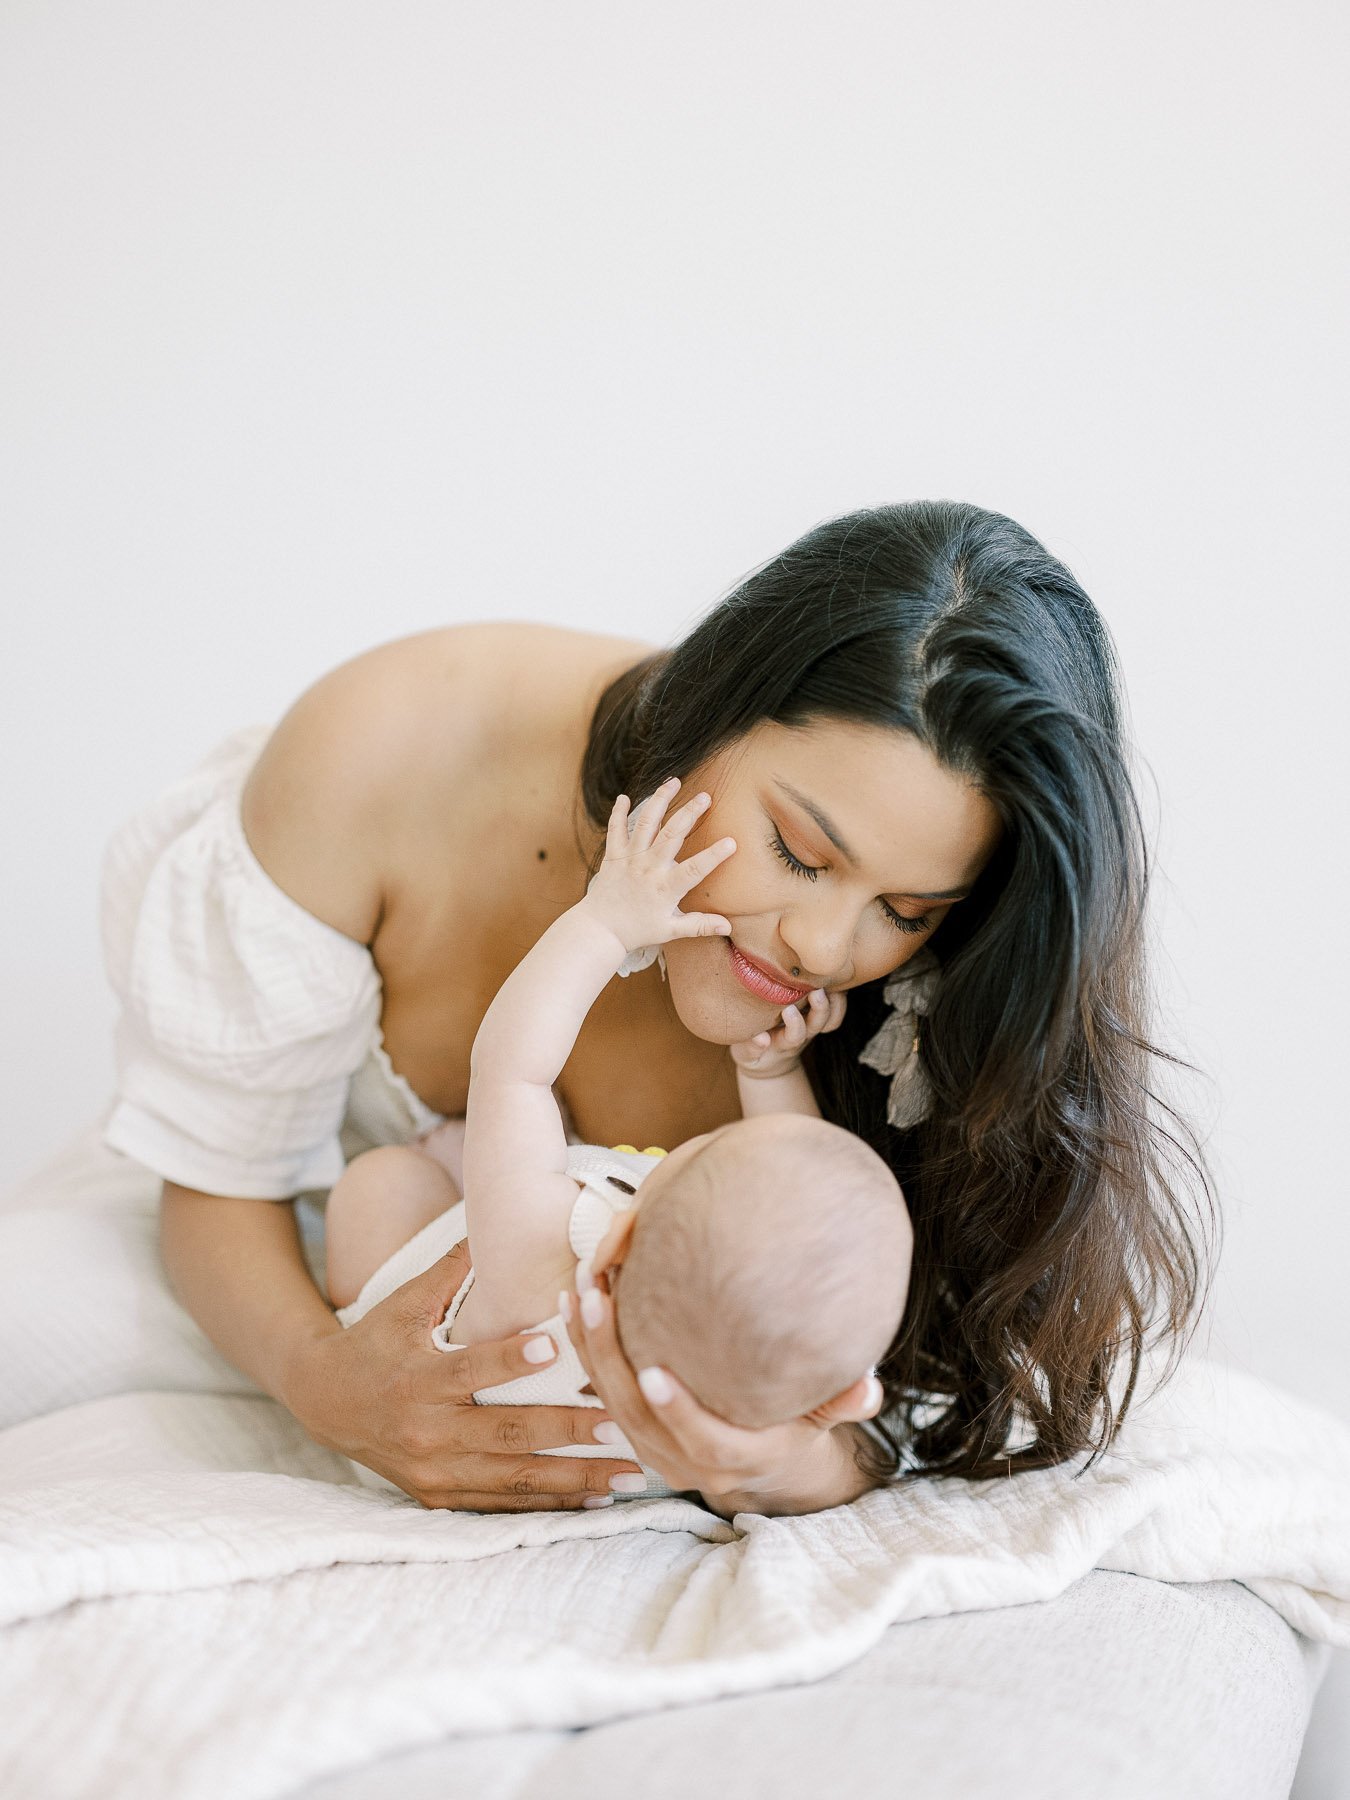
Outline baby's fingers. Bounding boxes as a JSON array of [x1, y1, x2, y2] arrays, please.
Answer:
[[628, 777, 682, 850], [605, 795, 633, 857], [797, 988, 834, 1041], [654, 790, 713, 850], [670, 909, 733, 940], [777, 1002, 808, 1049], [675, 836, 737, 890]]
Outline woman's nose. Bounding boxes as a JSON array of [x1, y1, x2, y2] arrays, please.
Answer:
[[778, 902, 857, 986]]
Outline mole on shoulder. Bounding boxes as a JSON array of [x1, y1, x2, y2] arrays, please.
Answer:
[[537, 848, 547, 861]]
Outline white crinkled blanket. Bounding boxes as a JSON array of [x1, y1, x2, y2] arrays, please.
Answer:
[[1, 1356, 1348, 1800]]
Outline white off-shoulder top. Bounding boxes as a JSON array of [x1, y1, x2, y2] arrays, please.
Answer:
[[100, 725, 447, 1199]]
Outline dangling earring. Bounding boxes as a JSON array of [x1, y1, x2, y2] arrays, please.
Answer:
[[858, 946, 941, 1128]]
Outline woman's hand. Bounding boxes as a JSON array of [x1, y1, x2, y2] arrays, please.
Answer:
[[283, 1243, 645, 1510], [560, 1263, 885, 1518]]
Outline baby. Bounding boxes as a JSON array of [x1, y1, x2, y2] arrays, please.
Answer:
[[326, 779, 913, 1499]]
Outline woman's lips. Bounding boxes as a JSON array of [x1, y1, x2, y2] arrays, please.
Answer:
[[726, 941, 815, 1007]]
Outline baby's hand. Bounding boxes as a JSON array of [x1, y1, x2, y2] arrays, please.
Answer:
[[731, 987, 847, 1078], [584, 779, 736, 955]]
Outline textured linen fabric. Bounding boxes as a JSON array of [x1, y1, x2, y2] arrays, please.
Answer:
[[294, 1575, 1324, 1800], [0, 1119, 266, 1430], [336, 1144, 678, 1499], [99, 724, 444, 1200], [0, 1347, 1345, 1800]]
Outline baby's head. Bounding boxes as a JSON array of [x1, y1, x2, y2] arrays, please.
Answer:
[[605, 1115, 912, 1429]]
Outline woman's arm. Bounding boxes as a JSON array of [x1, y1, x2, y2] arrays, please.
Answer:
[[159, 1183, 646, 1510], [160, 1184, 340, 1400]]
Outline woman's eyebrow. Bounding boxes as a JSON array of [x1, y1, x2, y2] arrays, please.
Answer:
[[772, 778, 973, 901], [774, 779, 858, 861]]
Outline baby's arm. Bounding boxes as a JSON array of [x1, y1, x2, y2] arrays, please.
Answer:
[[731, 988, 847, 1120], [461, 781, 735, 1335]]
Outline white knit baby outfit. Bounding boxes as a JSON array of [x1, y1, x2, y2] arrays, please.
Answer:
[[335, 1143, 678, 1500]]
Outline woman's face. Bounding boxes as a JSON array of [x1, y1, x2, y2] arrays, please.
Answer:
[[661, 719, 1003, 1044]]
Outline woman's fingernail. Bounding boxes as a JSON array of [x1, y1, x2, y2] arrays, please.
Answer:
[[581, 1288, 604, 1329], [582, 1495, 615, 1508], [638, 1366, 673, 1405], [609, 1472, 648, 1494], [522, 1335, 556, 1364], [575, 1258, 595, 1295], [592, 1421, 624, 1445], [558, 1291, 573, 1324]]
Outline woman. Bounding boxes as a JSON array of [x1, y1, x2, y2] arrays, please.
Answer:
[[75, 500, 1214, 1515]]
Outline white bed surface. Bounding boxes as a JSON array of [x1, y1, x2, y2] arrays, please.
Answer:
[[296, 1573, 1323, 1800]]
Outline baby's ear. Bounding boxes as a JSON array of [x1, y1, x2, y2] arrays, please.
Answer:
[[592, 1208, 639, 1282]]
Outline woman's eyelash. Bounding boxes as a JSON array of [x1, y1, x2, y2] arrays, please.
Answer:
[[769, 832, 931, 936], [770, 831, 822, 881], [880, 901, 931, 936]]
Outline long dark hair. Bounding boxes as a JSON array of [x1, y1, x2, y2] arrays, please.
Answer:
[[580, 500, 1218, 1484]]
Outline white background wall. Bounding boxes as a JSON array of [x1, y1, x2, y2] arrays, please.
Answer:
[[2, 9, 1346, 1757]]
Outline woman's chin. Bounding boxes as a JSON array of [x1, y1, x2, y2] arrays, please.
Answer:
[[662, 935, 778, 1045]]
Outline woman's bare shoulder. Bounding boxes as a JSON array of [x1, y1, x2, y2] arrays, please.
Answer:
[[240, 623, 654, 943]]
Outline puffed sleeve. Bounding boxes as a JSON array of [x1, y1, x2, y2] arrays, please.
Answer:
[[100, 726, 383, 1199]]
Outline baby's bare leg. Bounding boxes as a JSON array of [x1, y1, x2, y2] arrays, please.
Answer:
[[325, 1145, 462, 1309], [413, 1117, 467, 1191]]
